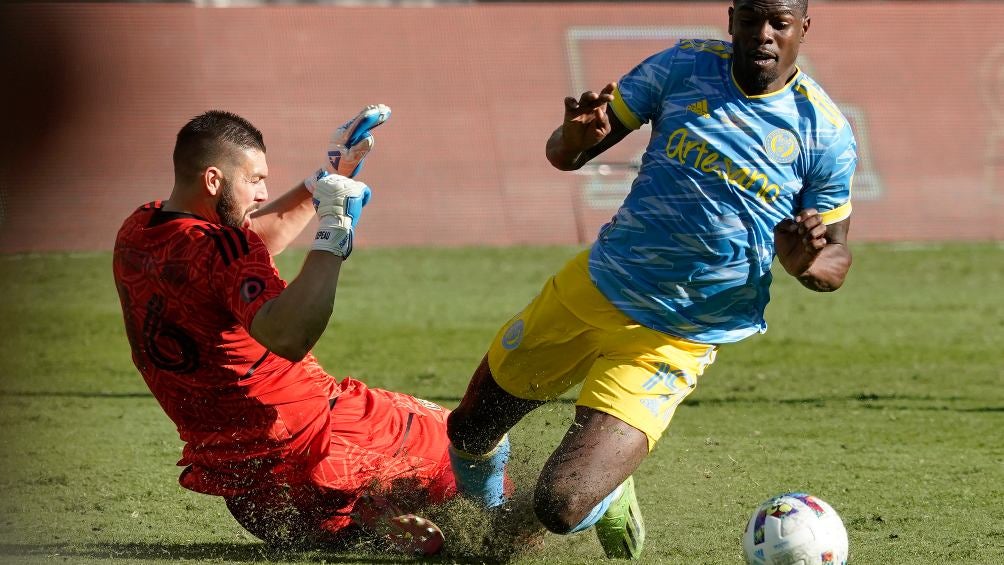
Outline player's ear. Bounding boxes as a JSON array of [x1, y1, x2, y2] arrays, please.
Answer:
[[801, 16, 811, 40], [727, 6, 735, 35], [204, 167, 223, 196]]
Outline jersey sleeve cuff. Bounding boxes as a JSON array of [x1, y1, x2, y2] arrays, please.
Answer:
[[819, 202, 852, 225], [610, 86, 643, 131]]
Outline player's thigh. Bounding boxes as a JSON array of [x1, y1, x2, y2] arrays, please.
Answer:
[[488, 272, 600, 401], [312, 378, 454, 502], [372, 385, 457, 504], [579, 325, 718, 451]]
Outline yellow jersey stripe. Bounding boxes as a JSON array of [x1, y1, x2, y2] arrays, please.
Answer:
[[819, 202, 852, 225], [793, 82, 844, 129], [611, 86, 643, 130]]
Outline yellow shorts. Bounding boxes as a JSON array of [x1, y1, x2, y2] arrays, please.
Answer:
[[488, 250, 718, 451]]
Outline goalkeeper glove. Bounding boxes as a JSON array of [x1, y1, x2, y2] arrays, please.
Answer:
[[311, 174, 371, 258], [305, 104, 391, 193]]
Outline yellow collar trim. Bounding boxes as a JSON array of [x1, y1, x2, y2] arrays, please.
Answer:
[[730, 64, 802, 100]]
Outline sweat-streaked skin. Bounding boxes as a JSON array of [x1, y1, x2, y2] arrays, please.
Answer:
[[729, 0, 810, 95]]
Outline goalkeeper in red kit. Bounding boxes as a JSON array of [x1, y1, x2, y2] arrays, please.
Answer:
[[113, 107, 451, 555]]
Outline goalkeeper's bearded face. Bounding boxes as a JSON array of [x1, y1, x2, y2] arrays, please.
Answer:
[[216, 150, 268, 228], [217, 175, 264, 229]]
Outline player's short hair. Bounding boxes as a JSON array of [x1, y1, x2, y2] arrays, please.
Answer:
[[733, 0, 808, 17], [173, 110, 266, 179]]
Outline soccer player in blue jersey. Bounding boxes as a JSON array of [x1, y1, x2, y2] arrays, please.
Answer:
[[446, 0, 854, 559]]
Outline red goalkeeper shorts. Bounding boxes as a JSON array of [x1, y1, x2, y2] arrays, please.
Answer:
[[224, 377, 456, 546]]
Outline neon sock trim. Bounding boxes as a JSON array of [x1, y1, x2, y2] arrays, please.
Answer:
[[449, 434, 509, 461], [569, 483, 624, 534]]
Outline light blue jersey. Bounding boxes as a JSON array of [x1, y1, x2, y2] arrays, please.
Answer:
[[591, 39, 856, 344]]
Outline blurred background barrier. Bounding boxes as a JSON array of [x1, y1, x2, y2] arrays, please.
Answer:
[[1, 2, 1001, 252]]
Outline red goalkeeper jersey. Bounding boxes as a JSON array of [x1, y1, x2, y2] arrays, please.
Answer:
[[113, 202, 341, 493]]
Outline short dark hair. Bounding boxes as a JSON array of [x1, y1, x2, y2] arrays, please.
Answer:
[[173, 110, 266, 179], [734, 0, 808, 17]]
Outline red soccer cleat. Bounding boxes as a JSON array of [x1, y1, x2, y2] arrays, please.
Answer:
[[352, 494, 445, 556]]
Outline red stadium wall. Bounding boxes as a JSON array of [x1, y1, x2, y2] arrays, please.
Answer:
[[1, 2, 1002, 253]]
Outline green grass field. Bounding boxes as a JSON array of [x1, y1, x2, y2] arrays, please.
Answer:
[[0, 243, 1001, 564]]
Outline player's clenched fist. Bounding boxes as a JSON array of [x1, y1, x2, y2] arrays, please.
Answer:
[[311, 174, 371, 258], [774, 208, 827, 276], [562, 82, 617, 152]]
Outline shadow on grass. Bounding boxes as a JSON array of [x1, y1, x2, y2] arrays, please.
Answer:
[[0, 542, 455, 563], [687, 393, 1002, 412], [0, 390, 154, 399], [2, 390, 1000, 413]]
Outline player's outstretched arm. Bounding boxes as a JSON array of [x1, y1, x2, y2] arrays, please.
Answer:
[[248, 105, 391, 256], [547, 82, 631, 171], [249, 174, 371, 361], [774, 210, 852, 292], [248, 182, 315, 256]]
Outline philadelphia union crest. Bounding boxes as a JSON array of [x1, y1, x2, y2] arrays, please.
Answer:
[[501, 319, 524, 350], [764, 128, 800, 164]]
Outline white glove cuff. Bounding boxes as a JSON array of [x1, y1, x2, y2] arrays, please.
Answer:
[[311, 215, 353, 258], [304, 168, 328, 195]]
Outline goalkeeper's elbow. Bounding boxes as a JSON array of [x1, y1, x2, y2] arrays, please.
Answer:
[[268, 333, 320, 362]]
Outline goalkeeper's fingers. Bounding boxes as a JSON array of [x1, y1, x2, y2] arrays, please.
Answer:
[[342, 104, 392, 148], [329, 133, 375, 177]]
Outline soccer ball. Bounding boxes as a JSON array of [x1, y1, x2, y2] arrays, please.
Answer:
[[742, 492, 849, 565]]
